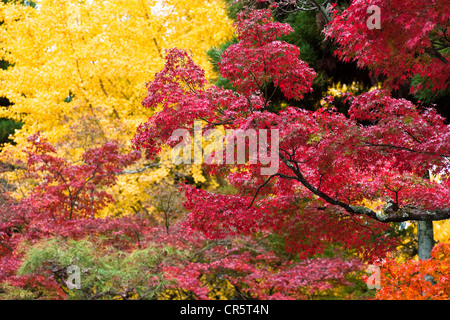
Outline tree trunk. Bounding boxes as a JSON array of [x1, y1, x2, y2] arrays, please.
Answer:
[[417, 220, 436, 285], [417, 220, 434, 260]]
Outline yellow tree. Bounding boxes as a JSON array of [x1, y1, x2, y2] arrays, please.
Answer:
[[0, 0, 233, 218]]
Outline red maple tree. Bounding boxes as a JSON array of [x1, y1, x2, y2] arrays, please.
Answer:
[[133, 5, 450, 298], [135, 7, 450, 263], [0, 134, 145, 295]]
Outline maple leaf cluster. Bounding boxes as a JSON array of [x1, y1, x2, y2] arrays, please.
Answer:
[[219, 9, 317, 100], [325, 0, 450, 91], [143, 223, 364, 300]]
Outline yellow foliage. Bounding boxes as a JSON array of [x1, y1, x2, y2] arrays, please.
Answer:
[[434, 220, 450, 243], [191, 164, 207, 184], [428, 172, 449, 244], [0, 0, 232, 216], [158, 275, 236, 300], [326, 81, 360, 97], [0, 0, 232, 148], [320, 81, 381, 107]]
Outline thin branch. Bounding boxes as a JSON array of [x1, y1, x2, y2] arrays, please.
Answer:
[[119, 163, 161, 175], [361, 140, 449, 157], [404, 129, 423, 145], [247, 174, 277, 208], [0, 240, 13, 252], [70, 164, 102, 220]]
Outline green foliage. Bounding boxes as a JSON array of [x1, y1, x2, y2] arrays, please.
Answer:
[[332, 270, 377, 300], [206, 38, 238, 90], [18, 238, 178, 300], [0, 118, 22, 145], [411, 75, 450, 105], [1, 0, 36, 6], [281, 10, 322, 67], [0, 283, 38, 299], [222, 0, 247, 20]]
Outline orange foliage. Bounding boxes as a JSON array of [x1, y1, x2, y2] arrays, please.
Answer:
[[376, 243, 450, 300]]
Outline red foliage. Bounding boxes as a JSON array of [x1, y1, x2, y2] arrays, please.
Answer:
[[133, 9, 434, 262], [182, 185, 397, 262], [219, 9, 316, 100], [325, 0, 450, 91], [0, 134, 143, 292], [1, 133, 366, 300], [145, 223, 363, 300], [3, 4, 449, 300], [0, 131, 367, 300]]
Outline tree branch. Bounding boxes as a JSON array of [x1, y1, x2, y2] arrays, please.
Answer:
[[247, 174, 277, 208], [424, 45, 448, 64], [278, 152, 450, 222], [118, 163, 161, 175]]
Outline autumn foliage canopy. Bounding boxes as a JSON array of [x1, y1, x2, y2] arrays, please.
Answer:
[[0, 0, 449, 300]]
